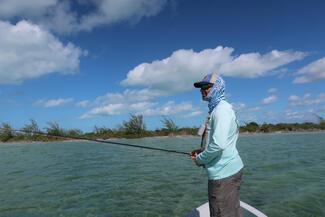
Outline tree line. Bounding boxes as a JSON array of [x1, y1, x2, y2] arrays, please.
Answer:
[[0, 115, 196, 142], [1, 114, 324, 142], [240, 121, 325, 133]]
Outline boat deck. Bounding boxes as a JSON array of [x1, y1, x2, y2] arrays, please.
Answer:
[[185, 201, 267, 217]]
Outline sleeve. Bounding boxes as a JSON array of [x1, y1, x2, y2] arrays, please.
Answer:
[[196, 107, 233, 165]]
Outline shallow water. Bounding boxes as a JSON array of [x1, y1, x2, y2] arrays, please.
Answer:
[[1, 132, 324, 217]]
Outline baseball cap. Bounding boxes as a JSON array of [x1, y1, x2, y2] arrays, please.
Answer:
[[193, 73, 219, 88]]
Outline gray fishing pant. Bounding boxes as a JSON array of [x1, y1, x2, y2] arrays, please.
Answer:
[[208, 169, 243, 217]]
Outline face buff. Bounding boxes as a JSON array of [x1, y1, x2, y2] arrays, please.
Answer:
[[203, 75, 226, 114]]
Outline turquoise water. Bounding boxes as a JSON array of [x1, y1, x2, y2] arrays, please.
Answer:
[[0, 132, 324, 217]]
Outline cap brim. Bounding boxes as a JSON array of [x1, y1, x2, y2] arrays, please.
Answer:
[[194, 81, 211, 88]]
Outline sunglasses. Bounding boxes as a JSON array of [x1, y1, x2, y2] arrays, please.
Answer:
[[200, 84, 213, 90]]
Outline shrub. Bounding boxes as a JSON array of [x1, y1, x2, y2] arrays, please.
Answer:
[[121, 114, 146, 136], [161, 117, 178, 134], [45, 122, 65, 137], [0, 123, 14, 142]]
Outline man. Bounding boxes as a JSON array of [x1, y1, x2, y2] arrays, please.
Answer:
[[191, 73, 244, 217]]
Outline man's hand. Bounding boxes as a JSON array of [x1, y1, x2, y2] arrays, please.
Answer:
[[190, 149, 203, 167]]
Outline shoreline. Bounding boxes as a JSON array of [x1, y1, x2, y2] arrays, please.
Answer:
[[239, 130, 325, 136], [1, 130, 324, 144]]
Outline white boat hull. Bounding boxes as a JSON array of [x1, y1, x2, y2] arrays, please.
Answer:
[[185, 201, 267, 217]]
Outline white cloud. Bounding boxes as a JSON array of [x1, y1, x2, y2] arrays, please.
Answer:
[[232, 103, 260, 112], [122, 46, 306, 94], [282, 109, 317, 122], [284, 110, 304, 120], [232, 103, 260, 113], [80, 100, 201, 119], [42, 1, 80, 35], [232, 102, 246, 111], [234, 93, 325, 123], [264, 111, 277, 120], [219, 50, 306, 78], [34, 98, 74, 108], [308, 106, 325, 115], [288, 93, 325, 106], [182, 110, 202, 118], [95, 88, 165, 105], [0, 20, 84, 84], [261, 109, 322, 123], [293, 57, 325, 83], [282, 93, 325, 122], [75, 100, 90, 108], [248, 106, 261, 112], [0, 0, 168, 34], [79, 0, 167, 32], [140, 101, 199, 116], [122, 46, 233, 93], [79, 89, 201, 119], [268, 88, 277, 94], [0, 0, 57, 18], [232, 102, 261, 123], [261, 95, 278, 105], [80, 103, 126, 118]]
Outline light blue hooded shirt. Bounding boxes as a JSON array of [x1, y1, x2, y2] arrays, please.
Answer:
[[196, 100, 244, 180], [196, 75, 243, 180]]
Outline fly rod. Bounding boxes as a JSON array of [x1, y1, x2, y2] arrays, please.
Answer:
[[0, 128, 191, 156]]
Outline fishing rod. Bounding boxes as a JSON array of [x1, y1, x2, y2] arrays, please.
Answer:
[[0, 128, 191, 156]]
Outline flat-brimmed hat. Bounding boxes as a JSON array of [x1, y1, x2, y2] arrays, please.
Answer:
[[194, 73, 219, 88]]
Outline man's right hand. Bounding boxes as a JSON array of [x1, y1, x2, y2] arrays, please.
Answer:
[[190, 149, 203, 167], [190, 149, 202, 157]]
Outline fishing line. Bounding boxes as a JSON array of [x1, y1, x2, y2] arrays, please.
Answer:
[[0, 128, 190, 156]]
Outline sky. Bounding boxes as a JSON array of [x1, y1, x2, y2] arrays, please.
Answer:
[[0, 0, 324, 132]]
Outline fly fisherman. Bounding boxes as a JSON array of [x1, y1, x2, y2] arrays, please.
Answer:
[[191, 73, 244, 217]]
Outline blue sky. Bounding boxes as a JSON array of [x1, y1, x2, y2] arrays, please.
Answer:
[[0, 0, 324, 131]]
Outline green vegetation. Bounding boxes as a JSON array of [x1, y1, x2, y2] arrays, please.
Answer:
[[161, 116, 178, 136], [121, 114, 147, 137], [0, 114, 324, 143], [0, 123, 14, 142], [240, 121, 325, 133], [45, 122, 65, 136]]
